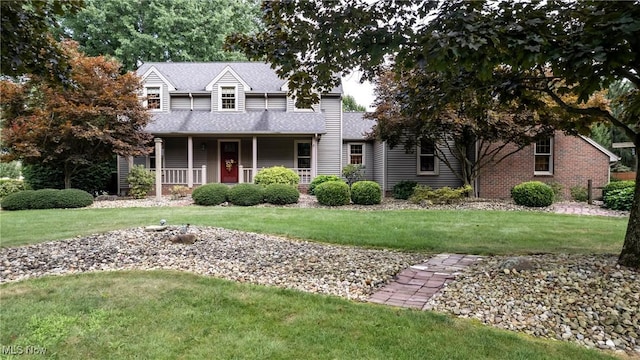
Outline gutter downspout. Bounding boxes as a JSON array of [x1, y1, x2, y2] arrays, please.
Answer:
[[189, 92, 193, 111]]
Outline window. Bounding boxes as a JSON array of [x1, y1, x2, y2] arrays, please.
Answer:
[[220, 86, 237, 110], [417, 139, 438, 175], [348, 143, 364, 164], [534, 137, 553, 175], [295, 141, 311, 168], [145, 87, 161, 110]]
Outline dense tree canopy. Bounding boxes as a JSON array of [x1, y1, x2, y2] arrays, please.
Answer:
[[228, 0, 640, 267], [1, 42, 152, 189], [342, 95, 366, 112], [1, 0, 82, 81], [61, 0, 261, 71]]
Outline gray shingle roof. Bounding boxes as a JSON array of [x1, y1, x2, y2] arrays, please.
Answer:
[[342, 112, 376, 140], [137, 62, 342, 94], [145, 110, 326, 135]]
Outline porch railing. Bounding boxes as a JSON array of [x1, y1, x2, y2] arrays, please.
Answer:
[[239, 167, 312, 184], [150, 166, 207, 186]]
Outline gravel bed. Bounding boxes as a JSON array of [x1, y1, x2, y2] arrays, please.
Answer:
[[0, 226, 426, 301], [425, 254, 639, 355]]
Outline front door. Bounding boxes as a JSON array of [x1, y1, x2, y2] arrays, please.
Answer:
[[220, 141, 239, 183]]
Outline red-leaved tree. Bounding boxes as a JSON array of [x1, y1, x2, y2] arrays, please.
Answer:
[[1, 41, 153, 189]]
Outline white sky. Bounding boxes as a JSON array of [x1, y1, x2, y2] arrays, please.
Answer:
[[341, 71, 376, 111]]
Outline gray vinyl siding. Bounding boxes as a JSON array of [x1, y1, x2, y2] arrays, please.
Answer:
[[385, 140, 463, 191], [240, 138, 253, 167], [373, 141, 386, 191], [317, 96, 342, 176], [163, 138, 187, 167], [246, 96, 265, 110], [193, 96, 211, 111], [286, 97, 321, 112], [212, 72, 245, 111], [144, 72, 169, 112], [170, 96, 190, 110], [342, 142, 374, 181], [256, 137, 295, 168], [268, 96, 286, 110], [117, 156, 129, 194]]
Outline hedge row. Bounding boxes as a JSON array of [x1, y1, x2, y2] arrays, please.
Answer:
[[1, 189, 94, 210], [192, 183, 299, 206]]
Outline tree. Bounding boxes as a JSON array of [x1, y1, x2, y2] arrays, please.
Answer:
[[60, 0, 261, 71], [1, 0, 82, 81], [342, 94, 366, 112], [227, 1, 640, 267], [1, 41, 153, 189]]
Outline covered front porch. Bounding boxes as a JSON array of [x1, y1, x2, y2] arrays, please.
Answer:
[[119, 135, 320, 197]]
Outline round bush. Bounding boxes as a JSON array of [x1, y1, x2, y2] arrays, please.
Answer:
[[58, 189, 94, 208], [1, 190, 38, 210], [254, 166, 300, 187], [264, 183, 300, 205], [602, 180, 635, 198], [228, 184, 265, 206], [309, 175, 341, 195], [315, 181, 351, 206], [351, 181, 382, 205], [0, 188, 93, 210], [603, 187, 634, 211], [392, 180, 418, 200], [511, 181, 554, 207], [0, 179, 26, 199], [192, 183, 229, 206]]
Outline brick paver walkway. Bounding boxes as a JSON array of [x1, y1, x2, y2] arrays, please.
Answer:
[[368, 254, 482, 309]]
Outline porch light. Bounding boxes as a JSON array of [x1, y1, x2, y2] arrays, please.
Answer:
[[200, 143, 207, 151]]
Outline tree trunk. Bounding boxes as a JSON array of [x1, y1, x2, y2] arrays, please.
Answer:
[[618, 146, 640, 268], [64, 163, 72, 189]]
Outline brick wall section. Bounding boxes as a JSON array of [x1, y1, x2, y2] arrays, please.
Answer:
[[477, 133, 610, 200]]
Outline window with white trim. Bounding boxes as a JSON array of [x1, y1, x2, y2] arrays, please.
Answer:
[[534, 137, 553, 175], [219, 86, 237, 110], [348, 143, 364, 164], [417, 139, 438, 175], [145, 86, 161, 110], [295, 141, 311, 168]]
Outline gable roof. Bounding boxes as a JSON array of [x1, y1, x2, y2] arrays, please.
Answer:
[[140, 65, 176, 91], [137, 62, 342, 94], [145, 110, 326, 135], [580, 135, 621, 162], [342, 112, 376, 140]]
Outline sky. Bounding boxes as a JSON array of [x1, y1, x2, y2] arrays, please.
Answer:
[[341, 71, 376, 111]]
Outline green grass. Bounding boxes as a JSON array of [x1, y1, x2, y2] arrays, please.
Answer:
[[0, 271, 616, 360], [0, 207, 626, 254]]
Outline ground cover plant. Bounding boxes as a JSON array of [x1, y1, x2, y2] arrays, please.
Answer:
[[0, 271, 616, 360], [0, 207, 626, 253]]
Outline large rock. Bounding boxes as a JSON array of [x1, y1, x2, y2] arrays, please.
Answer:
[[498, 257, 537, 271]]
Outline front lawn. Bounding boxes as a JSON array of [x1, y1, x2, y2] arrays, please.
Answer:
[[0, 271, 616, 360], [0, 207, 626, 254]]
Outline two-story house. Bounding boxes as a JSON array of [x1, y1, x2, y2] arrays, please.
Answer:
[[118, 61, 618, 200]]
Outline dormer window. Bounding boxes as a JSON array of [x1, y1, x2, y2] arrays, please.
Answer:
[[145, 86, 161, 110], [220, 85, 237, 110]]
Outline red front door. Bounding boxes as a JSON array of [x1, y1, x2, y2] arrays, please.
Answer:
[[220, 141, 239, 183]]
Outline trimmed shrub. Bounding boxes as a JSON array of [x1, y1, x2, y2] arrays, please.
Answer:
[[392, 180, 418, 200], [410, 185, 472, 205], [0, 179, 26, 199], [1, 189, 93, 210], [58, 189, 94, 208], [309, 175, 342, 195], [342, 164, 365, 187], [602, 180, 635, 198], [511, 181, 554, 207], [127, 165, 155, 199], [192, 183, 229, 206], [570, 186, 588, 202], [603, 187, 634, 211], [1, 190, 38, 210], [351, 181, 382, 205], [264, 183, 300, 205], [315, 181, 351, 206], [22, 158, 116, 193], [254, 166, 299, 187], [228, 183, 264, 206]]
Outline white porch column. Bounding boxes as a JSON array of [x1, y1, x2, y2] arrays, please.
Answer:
[[201, 165, 207, 184], [154, 137, 163, 200], [238, 165, 244, 183], [312, 135, 319, 178], [187, 136, 193, 188], [252, 136, 258, 183]]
